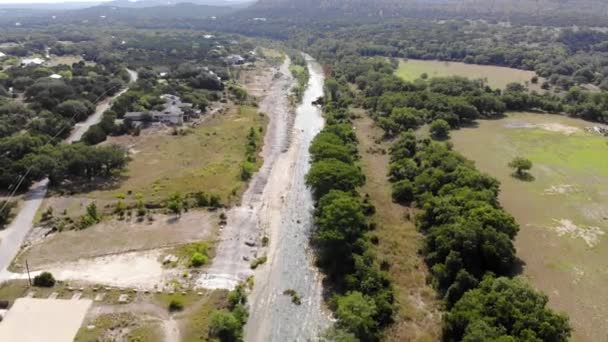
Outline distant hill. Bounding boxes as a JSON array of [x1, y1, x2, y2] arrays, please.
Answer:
[[0, 2, 243, 27], [103, 0, 253, 9], [251, 0, 608, 25]]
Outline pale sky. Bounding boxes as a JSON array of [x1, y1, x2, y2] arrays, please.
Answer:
[[0, 0, 111, 3]]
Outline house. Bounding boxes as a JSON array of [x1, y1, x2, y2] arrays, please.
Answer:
[[21, 58, 45, 66], [49, 74, 62, 79], [226, 54, 245, 65], [0, 52, 5, 59], [124, 95, 198, 126]]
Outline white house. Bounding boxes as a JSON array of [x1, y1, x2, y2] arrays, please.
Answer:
[[21, 58, 45, 66], [0, 52, 6, 59], [49, 74, 63, 79]]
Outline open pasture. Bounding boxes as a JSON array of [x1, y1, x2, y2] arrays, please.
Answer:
[[451, 112, 608, 342], [396, 59, 544, 91]]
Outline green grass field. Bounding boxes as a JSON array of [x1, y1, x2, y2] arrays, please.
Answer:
[[395, 59, 543, 90], [89, 106, 266, 205], [451, 112, 608, 341]]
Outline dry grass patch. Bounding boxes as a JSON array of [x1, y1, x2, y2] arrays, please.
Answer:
[[13, 210, 218, 270], [89, 105, 266, 205], [354, 112, 441, 341], [74, 312, 161, 342], [396, 59, 545, 91]]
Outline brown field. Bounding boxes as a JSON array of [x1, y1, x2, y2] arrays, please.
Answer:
[[354, 112, 441, 341], [396, 59, 545, 91], [87, 105, 266, 205], [14, 210, 219, 271]]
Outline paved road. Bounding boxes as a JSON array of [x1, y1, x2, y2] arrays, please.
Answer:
[[0, 68, 137, 279], [67, 68, 137, 143]]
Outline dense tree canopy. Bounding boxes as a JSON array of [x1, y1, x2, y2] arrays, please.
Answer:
[[445, 276, 570, 342]]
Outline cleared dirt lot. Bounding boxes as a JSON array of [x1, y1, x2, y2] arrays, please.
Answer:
[[0, 298, 92, 342], [14, 210, 218, 271]]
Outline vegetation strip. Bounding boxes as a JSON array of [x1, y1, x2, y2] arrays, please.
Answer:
[[316, 52, 573, 340], [306, 76, 395, 341]]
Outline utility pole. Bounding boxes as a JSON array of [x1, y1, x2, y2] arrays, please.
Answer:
[[25, 260, 32, 287]]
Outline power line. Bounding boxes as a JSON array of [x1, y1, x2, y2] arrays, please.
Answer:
[[0, 69, 133, 214]]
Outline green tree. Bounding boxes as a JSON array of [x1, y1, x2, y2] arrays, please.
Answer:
[[0, 200, 16, 228], [335, 291, 378, 340], [54, 99, 94, 121], [33, 272, 56, 287], [86, 202, 101, 223], [508, 157, 533, 178], [314, 190, 368, 270], [391, 179, 414, 204], [209, 310, 242, 342], [430, 119, 451, 140], [306, 159, 365, 199], [190, 252, 207, 267], [168, 192, 184, 217], [445, 276, 571, 341]]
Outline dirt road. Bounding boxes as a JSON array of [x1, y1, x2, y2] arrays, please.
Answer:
[[244, 55, 330, 342]]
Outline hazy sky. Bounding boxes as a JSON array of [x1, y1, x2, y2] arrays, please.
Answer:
[[0, 0, 111, 3]]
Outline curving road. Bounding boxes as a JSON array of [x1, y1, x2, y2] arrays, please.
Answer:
[[0, 68, 138, 280]]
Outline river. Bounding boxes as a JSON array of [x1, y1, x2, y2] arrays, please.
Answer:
[[244, 55, 329, 341]]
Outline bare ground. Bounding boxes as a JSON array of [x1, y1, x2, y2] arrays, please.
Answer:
[[13, 210, 218, 271]]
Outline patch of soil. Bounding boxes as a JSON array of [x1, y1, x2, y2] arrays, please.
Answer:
[[14, 210, 217, 270], [552, 218, 605, 247]]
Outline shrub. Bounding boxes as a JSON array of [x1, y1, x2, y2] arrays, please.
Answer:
[[209, 310, 242, 341], [190, 252, 208, 267], [391, 179, 414, 204], [240, 161, 255, 180], [250, 256, 267, 269], [33, 272, 55, 287], [430, 119, 451, 140], [168, 298, 184, 312]]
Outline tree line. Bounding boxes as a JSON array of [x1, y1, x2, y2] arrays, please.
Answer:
[[305, 79, 395, 341], [315, 47, 576, 340], [386, 133, 570, 340]]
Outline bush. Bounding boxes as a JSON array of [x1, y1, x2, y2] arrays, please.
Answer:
[[430, 119, 451, 140], [209, 310, 242, 342], [168, 298, 184, 312], [190, 252, 208, 267], [33, 272, 55, 287], [250, 256, 267, 269], [391, 179, 414, 204], [240, 161, 255, 181]]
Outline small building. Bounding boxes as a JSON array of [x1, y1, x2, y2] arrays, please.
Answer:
[[124, 94, 197, 126], [0, 52, 5, 59], [49, 74, 62, 79], [226, 54, 245, 65], [21, 58, 45, 66]]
